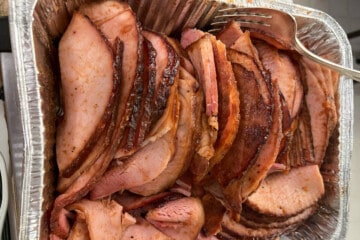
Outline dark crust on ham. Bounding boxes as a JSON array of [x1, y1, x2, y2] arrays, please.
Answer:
[[124, 38, 157, 149], [222, 82, 282, 212], [148, 32, 180, 130], [120, 36, 145, 152], [209, 37, 240, 171], [114, 191, 184, 217], [218, 213, 299, 240], [135, 38, 157, 146], [129, 68, 200, 196], [212, 61, 271, 186], [202, 193, 226, 236], [113, 191, 173, 211], [240, 205, 316, 229]]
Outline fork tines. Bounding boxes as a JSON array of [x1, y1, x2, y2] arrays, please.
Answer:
[[208, 7, 273, 33]]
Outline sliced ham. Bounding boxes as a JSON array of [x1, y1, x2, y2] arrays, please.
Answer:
[[202, 193, 226, 236], [289, 104, 315, 167], [216, 21, 242, 47], [121, 38, 156, 150], [121, 218, 172, 240], [255, 41, 303, 118], [56, 12, 117, 177], [182, 32, 219, 130], [146, 197, 205, 240], [217, 22, 271, 106], [66, 199, 128, 240], [240, 205, 316, 229], [209, 36, 240, 171], [90, 124, 176, 199], [89, 82, 180, 199], [67, 218, 90, 240], [142, 31, 180, 134], [81, 1, 145, 156], [212, 58, 272, 187], [219, 213, 295, 239], [300, 57, 337, 165], [129, 67, 200, 196], [246, 165, 324, 217], [51, 13, 125, 238], [226, 48, 271, 106], [181, 28, 205, 49], [79, 1, 130, 46], [222, 83, 282, 212]]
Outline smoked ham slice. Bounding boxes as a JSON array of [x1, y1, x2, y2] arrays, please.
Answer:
[[129, 67, 200, 196], [212, 56, 272, 187], [56, 12, 117, 177], [141, 31, 180, 137], [255, 41, 303, 118], [182, 31, 219, 130], [89, 81, 180, 199], [246, 165, 324, 217], [122, 38, 157, 150], [222, 82, 283, 211], [209, 36, 240, 171], [66, 199, 131, 240], [146, 197, 205, 240], [219, 213, 297, 239], [300, 57, 338, 165], [218, 22, 271, 106], [81, 1, 145, 155]]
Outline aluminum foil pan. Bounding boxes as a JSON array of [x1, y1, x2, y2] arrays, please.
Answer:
[[7, 0, 353, 239]]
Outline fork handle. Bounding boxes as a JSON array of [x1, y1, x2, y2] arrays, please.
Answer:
[[295, 38, 360, 82]]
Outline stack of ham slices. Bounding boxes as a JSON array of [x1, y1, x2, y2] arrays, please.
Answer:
[[50, 1, 339, 239]]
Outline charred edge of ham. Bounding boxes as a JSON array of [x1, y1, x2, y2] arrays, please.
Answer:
[[61, 14, 120, 178]]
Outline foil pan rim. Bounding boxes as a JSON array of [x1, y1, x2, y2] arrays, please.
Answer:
[[7, 0, 354, 239]]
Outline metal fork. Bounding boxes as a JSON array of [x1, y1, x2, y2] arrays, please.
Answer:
[[209, 7, 360, 82]]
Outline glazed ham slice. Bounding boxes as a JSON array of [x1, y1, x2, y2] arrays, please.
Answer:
[[212, 53, 272, 187], [122, 38, 157, 150], [66, 218, 89, 240], [240, 205, 316, 230], [216, 21, 242, 47], [218, 21, 271, 106], [182, 30, 219, 130], [146, 197, 205, 240], [129, 67, 200, 196], [181, 30, 219, 181], [209, 36, 240, 171], [81, 1, 144, 154], [52, 12, 126, 237], [66, 199, 131, 240], [56, 12, 117, 177], [218, 213, 297, 239], [141, 31, 180, 136], [89, 82, 180, 199], [222, 83, 283, 211], [255, 41, 303, 118], [300, 57, 337, 165], [89, 131, 175, 199], [246, 165, 324, 217]]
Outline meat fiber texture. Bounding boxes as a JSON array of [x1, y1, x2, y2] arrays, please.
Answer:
[[51, 2, 339, 240]]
